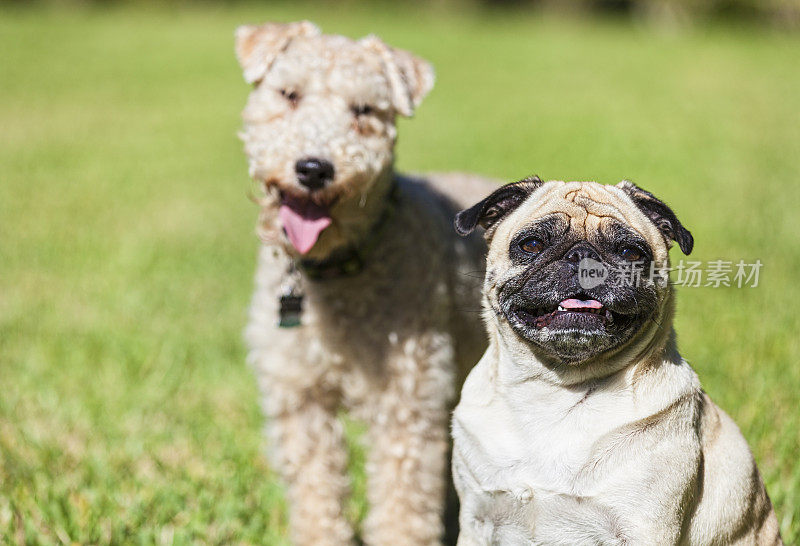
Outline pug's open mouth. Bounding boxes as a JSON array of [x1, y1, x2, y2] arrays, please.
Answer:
[[513, 299, 621, 330]]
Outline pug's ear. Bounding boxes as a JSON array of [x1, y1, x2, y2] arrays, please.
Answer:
[[455, 177, 544, 237], [235, 21, 320, 85], [617, 180, 694, 255], [359, 35, 434, 117]]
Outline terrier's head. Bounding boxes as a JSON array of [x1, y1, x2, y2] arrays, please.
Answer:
[[235, 22, 434, 259]]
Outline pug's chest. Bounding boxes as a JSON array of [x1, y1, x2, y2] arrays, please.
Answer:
[[455, 393, 634, 501], [455, 407, 630, 545], [465, 427, 597, 501]]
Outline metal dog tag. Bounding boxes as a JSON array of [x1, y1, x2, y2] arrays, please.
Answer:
[[278, 294, 303, 328]]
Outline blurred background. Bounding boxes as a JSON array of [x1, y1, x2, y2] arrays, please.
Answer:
[[1, 0, 799, 543]]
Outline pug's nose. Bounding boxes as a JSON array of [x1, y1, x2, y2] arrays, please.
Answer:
[[295, 158, 335, 191], [564, 243, 602, 264]]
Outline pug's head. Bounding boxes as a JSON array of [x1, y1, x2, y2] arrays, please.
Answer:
[[456, 178, 693, 367]]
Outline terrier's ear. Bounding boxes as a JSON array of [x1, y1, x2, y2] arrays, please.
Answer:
[[455, 177, 544, 237], [617, 180, 694, 255], [359, 35, 434, 117], [235, 21, 321, 85]]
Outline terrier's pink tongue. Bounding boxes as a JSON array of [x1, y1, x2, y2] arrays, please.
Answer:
[[279, 197, 332, 255], [560, 298, 603, 309]]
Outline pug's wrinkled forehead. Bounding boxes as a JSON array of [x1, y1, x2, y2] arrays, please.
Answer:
[[455, 177, 693, 266], [503, 182, 669, 261]]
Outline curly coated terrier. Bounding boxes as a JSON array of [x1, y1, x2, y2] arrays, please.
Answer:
[[235, 21, 497, 546]]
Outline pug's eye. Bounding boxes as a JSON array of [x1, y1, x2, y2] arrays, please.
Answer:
[[520, 237, 545, 255], [621, 247, 644, 262], [351, 104, 374, 117], [279, 89, 300, 106]]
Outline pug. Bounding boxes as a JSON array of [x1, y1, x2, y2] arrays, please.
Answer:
[[450, 177, 781, 545]]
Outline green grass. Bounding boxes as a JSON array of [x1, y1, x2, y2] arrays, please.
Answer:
[[1, 2, 798, 543]]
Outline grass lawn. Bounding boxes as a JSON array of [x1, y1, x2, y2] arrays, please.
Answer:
[[1, 2, 798, 543]]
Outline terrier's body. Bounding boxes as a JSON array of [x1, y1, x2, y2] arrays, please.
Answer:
[[235, 22, 495, 545], [451, 179, 781, 545]]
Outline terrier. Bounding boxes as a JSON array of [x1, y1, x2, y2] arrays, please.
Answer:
[[235, 21, 496, 545]]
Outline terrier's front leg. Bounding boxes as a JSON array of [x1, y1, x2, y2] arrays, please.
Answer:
[[362, 400, 450, 546], [269, 396, 354, 546], [361, 337, 455, 546]]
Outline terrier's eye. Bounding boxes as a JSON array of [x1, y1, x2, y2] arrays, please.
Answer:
[[520, 238, 545, 255], [351, 104, 374, 116], [279, 89, 300, 105], [621, 247, 644, 262]]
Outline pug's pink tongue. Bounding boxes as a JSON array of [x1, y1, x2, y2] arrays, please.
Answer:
[[278, 197, 332, 255], [560, 298, 603, 309]]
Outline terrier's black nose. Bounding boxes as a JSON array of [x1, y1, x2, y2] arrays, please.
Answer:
[[295, 158, 335, 191]]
